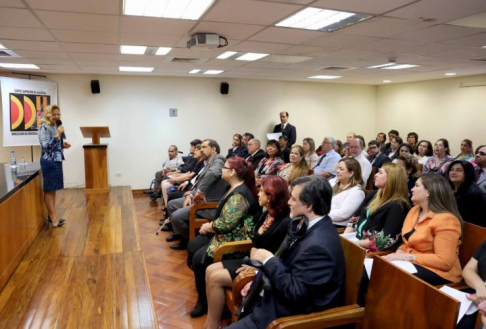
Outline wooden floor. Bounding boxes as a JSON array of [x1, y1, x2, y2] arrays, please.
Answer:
[[133, 194, 206, 329], [0, 187, 158, 328]]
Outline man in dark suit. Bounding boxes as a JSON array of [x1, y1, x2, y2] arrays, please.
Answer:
[[166, 139, 228, 249], [368, 140, 391, 169], [228, 175, 345, 329], [245, 138, 265, 169], [273, 111, 297, 146]]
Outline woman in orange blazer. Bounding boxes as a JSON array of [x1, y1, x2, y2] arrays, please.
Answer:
[[385, 173, 462, 285]]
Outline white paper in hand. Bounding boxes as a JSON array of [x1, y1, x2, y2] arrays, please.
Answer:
[[440, 285, 478, 323]]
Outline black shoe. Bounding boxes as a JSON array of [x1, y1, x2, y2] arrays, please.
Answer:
[[170, 241, 187, 250], [47, 215, 65, 224], [149, 191, 161, 201], [159, 223, 173, 231], [190, 302, 208, 318], [143, 189, 154, 195], [165, 233, 182, 242]]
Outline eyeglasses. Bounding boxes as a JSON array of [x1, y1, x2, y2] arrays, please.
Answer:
[[477, 152, 486, 157], [223, 166, 232, 170]]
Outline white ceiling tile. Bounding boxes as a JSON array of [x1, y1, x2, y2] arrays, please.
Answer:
[[231, 41, 292, 54], [448, 12, 486, 29], [241, 61, 291, 69], [191, 22, 266, 40], [117, 54, 163, 63], [70, 53, 118, 61], [61, 43, 118, 54], [38, 64, 79, 70], [303, 33, 379, 48], [51, 30, 118, 44], [203, 0, 302, 25], [15, 50, 70, 59], [397, 44, 470, 56], [79, 65, 118, 72], [279, 45, 341, 56], [249, 27, 323, 44], [0, 0, 24, 8], [36, 11, 118, 32], [394, 25, 484, 43], [29, 58, 75, 65], [339, 17, 435, 38], [0, 27, 54, 41], [169, 47, 227, 59], [0, 40, 62, 51], [260, 54, 313, 63], [121, 16, 197, 36], [120, 33, 183, 47], [75, 60, 119, 67], [312, 0, 417, 15], [439, 33, 486, 47], [387, 0, 486, 24], [350, 39, 426, 53], [0, 8, 43, 28], [200, 59, 247, 68], [254, 0, 314, 4], [25, 0, 119, 15], [435, 48, 486, 61]]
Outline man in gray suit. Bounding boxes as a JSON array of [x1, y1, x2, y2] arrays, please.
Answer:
[[166, 139, 228, 249], [475, 145, 486, 194]]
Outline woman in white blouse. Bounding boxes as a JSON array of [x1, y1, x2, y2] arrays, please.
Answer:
[[329, 158, 365, 227], [415, 140, 433, 165]]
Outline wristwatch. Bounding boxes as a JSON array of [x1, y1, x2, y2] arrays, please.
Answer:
[[408, 254, 414, 262]]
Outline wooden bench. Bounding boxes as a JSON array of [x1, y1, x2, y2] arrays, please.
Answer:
[[188, 201, 218, 240]]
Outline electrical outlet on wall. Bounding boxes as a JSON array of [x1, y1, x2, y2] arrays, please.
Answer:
[[115, 173, 122, 177]]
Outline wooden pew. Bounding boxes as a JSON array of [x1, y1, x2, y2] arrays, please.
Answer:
[[365, 167, 377, 193], [266, 236, 366, 328], [363, 256, 460, 328], [188, 202, 218, 240]]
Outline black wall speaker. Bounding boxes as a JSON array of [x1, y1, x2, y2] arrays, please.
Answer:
[[91, 80, 100, 94], [220, 82, 229, 95]]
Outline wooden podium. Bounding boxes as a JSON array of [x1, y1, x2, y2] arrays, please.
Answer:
[[80, 126, 111, 193]]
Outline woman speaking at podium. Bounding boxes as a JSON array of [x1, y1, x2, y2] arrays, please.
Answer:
[[38, 105, 71, 228]]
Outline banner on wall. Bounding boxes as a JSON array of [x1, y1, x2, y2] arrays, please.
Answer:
[[1, 77, 58, 146]]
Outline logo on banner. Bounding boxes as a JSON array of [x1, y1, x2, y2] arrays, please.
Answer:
[[10, 93, 50, 132]]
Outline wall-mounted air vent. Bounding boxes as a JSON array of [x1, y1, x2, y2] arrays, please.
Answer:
[[172, 58, 200, 63], [0, 49, 20, 58], [471, 57, 486, 62], [319, 66, 356, 71]]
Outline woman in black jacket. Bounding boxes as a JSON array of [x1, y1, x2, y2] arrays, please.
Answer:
[[344, 163, 410, 252], [447, 160, 486, 227]]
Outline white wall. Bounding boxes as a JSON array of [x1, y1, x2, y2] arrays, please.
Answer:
[[376, 74, 486, 155], [0, 74, 376, 189]]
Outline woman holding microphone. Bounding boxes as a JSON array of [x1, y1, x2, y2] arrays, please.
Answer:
[[38, 105, 71, 227]]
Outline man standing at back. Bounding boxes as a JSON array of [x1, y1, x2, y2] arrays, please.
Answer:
[[227, 175, 345, 329], [166, 139, 228, 250], [273, 112, 296, 146]]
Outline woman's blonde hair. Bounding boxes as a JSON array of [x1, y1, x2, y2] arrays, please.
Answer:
[[333, 158, 363, 195], [288, 145, 309, 184], [366, 163, 409, 215], [41, 105, 60, 125]]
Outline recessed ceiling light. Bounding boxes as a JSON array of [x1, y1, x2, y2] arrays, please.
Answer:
[[123, 0, 215, 20], [308, 75, 342, 80], [276, 7, 371, 32], [383, 80, 391, 83], [235, 53, 269, 61], [155, 47, 172, 55], [189, 69, 201, 74], [120, 45, 147, 55], [445, 72, 456, 76], [217, 51, 237, 59], [367, 63, 396, 69], [0, 43, 6, 50], [482, 45, 486, 48], [203, 70, 224, 75], [119, 66, 154, 72], [0, 63, 39, 69], [382, 64, 420, 70]]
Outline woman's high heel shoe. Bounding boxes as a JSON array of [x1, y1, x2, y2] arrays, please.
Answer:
[[47, 215, 64, 228], [47, 214, 65, 224]]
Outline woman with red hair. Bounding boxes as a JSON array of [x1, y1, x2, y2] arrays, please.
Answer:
[[187, 157, 261, 318], [203, 176, 291, 329]]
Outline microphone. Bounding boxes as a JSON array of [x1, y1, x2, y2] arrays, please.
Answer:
[[55, 119, 66, 139]]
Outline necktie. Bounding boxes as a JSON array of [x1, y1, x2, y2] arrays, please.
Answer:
[[313, 154, 326, 169], [281, 124, 284, 131]]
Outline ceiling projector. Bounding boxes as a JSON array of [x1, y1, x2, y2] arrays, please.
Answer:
[[187, 33, 228, 50]]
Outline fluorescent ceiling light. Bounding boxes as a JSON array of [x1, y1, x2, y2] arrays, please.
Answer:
[[235, 53, 269, 61], [217, 51, 237, 59], [120, 45, 146, 55], [0, 43, 6, 50], [445, 72, 456, 76], [367, 63, 396, 69], [308, 75, 342, 80], [383, 80, 391, 83], [123, 0, 215, 20], [482, 46, 486, 48], [189, 69, 200, 74], [155, 47, 172, 55], [382, 64, 420, 70], [203, 70, 224, 75], [276, 7, 371, 32], [0, 63, 39, 69], [119, 66, 154, 72]]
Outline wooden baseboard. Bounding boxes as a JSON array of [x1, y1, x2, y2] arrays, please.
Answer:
[[132, 189, 146, 195]]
